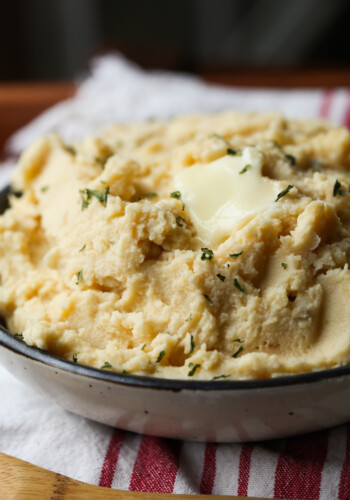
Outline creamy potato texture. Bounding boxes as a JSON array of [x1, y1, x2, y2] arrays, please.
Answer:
[[2, 111, 350, 380]]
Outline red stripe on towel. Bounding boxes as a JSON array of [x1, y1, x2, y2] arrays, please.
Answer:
[[99, 429, 124, 488], [343, 90, 350, 130], [237, 444, 254, 496], [319, 89, 333, 119], [200, 442, 217, 494], [338, 424, 350, 500], [129, 436, 182, 492], [274, 431, 329, 500]]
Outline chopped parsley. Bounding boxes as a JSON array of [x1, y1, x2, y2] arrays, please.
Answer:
[[75, 270, 83, 285], [144, 192, 157, 198], [65, 145, 76, 155], [95, 154, 112, 168], [14, 333, 23, 340], [281, 262, 287, 269], [232, 346, 244, 358], [234, 278, 246, 294], [141, 343, 146, 351], [189, 335, 195, 354], [100, 361, 112, 370], [239, 164, 251, 175], [78, 244, 86, 253], [333, 179, 345, 197], [212, 374, 230, 380], [170, 190, 185, 210], [156, 351, 165, 363], [227, 148, 242, 156], [72, 353, 78, 363], [229, 250, 243, 259], [203, 294, 213, 304], [185, 313, 192, 322], [233, 338, 244, 343], [285, 154, 296, 166], [275, 185, 294, 202], [176, 215, 186, 227], [213, 133, 226, 142], [188, 363, 201, 376], [80, 187, 109, 210], [216, 273, 226, 282], [201, 248, 214, 261], [40, 186, 49, 193]]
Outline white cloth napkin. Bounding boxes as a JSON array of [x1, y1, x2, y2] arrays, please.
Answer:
[[1, 54, 349, 499]]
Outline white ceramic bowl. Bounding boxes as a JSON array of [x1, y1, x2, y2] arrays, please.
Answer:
[[2, 329, 350, 442], [1, 187, 350, 442]]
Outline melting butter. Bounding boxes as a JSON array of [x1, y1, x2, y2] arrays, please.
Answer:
[[174, 147, 283, 244]]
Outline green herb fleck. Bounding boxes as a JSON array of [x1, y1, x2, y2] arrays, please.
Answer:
[[213, 133, 226, 142], [95, 154, 112, 168], [76, 270, 83, 285], [188, 363, 201, 376], [229, 251, 243, 259], [156, 350, 165, 363], [227, 148, 242, 156], [234, 278, 246, 294], [141, 343, 146, 351], [201, 248, 214, 261], [216, 273, 226, 282], [144, 192, 157, 198], [176, 215, 186, 227], [79, 187, 109, 210], [122, 369, 129, 374], [239, 164, 251, 175], [40, 186, 49, 193], [171, 191, 185, 210], [285, 154, 296, 166], [135, 196, 143, 202], [203, 294, 213, 304], [65, 145, 76, 155], [171, 191, 181, 200], [72, 353, 78, 363], [101, 361, 112, 370], [311, 159, 323, 172], [14, 333, 23, 340], [212, 374, 230, 380], [275, 185, 294, 202], [281, 262, 287, 269], [333, 179, 345, 197], [232, 345, 244, 358], [226, 263, 230, 269], [233, 338, 244, 343], [185, 313, 192, 322], [78, 244, 86, 253], [189, 335, 195, 354]]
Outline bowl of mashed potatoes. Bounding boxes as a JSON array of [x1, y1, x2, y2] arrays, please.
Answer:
[[1, 110, 350, 442]]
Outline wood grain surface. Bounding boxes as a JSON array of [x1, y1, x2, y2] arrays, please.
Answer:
[[0, 452, 275, 500]]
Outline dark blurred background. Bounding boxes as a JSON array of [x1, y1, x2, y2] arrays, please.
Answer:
[[1, 0, 349, 81]]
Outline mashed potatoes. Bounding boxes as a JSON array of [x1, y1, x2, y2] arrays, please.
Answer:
[[2, 111, 350, 380]]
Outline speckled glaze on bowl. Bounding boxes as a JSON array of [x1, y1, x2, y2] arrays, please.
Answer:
[[1, 186, 350, 442]]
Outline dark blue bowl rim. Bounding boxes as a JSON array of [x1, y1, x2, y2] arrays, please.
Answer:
[[1, 186, 350, 391], [2, 327, 350, 391]]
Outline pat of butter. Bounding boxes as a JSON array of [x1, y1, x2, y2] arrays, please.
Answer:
[[174, 147, 283, 244]]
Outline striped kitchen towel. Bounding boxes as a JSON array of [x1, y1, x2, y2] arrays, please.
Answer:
[[1, 54, 350, 499]]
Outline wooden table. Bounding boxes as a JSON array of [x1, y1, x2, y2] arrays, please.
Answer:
[[1, 68, 349, 157]]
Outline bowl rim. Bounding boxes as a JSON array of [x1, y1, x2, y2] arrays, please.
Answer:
[[2, 327, 350, 391]]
